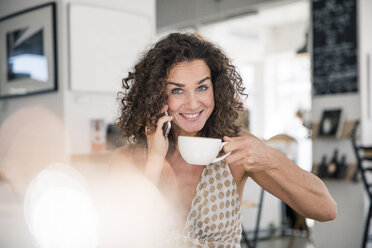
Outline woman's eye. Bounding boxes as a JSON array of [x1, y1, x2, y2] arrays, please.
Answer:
[[171, 88, 183, 94], [197, 85, 208, 91]]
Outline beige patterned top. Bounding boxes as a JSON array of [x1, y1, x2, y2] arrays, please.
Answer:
[[176, 161, 242, 248]]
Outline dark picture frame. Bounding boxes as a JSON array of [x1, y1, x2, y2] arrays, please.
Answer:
[[0, 3, 57, 99], [318, 109, 343, 137]]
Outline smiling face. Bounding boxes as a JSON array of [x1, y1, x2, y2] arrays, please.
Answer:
[[166, 59, 215, 137]]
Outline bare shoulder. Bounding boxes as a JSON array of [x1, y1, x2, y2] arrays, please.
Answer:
[[111, 144, 134, 158], [238, 129, 251, 137], [110, 144, 132, 163], [109, 144, 146, 174]]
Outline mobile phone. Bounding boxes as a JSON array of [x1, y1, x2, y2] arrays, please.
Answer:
[[162, 111, 171, 137]]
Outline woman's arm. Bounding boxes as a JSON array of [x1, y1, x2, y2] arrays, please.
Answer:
[[223, 131, 337, 222], [143, 106, 173, 185]]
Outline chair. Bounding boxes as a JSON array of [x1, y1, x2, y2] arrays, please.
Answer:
[[351, 121, 372, 248]]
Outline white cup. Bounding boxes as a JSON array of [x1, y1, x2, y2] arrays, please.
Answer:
[[178, 136, 231, 165]]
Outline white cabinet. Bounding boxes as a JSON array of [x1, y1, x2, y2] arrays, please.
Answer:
[[69, 4, 153, 93]]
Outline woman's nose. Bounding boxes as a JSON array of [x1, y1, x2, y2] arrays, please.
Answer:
[[185, 93, 199, 110]]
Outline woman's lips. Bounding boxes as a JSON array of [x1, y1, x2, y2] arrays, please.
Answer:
[[180, 110, 203, 120]]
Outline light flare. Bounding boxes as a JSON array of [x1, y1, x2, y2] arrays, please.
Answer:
[[24, 162, 179, 248], [98, 172, 179, 248], [24, 163, 99, 248]]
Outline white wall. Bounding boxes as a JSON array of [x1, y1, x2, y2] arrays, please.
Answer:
[[313, 181, 364, 248], [359, 0, 372, 144]]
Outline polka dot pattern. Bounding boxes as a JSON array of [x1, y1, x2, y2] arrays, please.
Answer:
[[178, 161, 242, 247]]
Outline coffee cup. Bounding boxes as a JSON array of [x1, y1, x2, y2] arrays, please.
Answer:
[[178, 136, 231, 165]]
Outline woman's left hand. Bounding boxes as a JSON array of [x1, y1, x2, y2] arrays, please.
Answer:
[[223, 131, 275, 172]]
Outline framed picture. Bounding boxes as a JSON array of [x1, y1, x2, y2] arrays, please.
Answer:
[[318, 109, 344, 137], [0, 3, 57, 99]]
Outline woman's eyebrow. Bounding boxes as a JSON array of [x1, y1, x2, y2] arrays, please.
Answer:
[[166, 81, 184, 87], [198, 76, 211, 84], [166, 76, 211, 87]]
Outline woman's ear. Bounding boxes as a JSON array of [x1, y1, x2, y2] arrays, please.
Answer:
[[161, 104, 168, 113]]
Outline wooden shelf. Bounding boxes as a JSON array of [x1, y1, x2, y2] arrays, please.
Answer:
[[311, 163, 357, 181], [311, 120, 356, 140]]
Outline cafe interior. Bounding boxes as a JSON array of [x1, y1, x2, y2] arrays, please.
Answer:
[[0, 0, 371, 247]]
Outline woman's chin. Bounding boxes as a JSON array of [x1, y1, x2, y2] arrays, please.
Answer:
[[176, 126, 201, 136], [173, 121, 205, 136], [184, 129, 205, 136]]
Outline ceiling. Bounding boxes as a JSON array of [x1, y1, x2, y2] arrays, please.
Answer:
[[192, 0, 309, 63], [156, 0, 305, 32]]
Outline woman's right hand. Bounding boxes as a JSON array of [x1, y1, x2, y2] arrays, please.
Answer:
[[145, 105, 173, 158]]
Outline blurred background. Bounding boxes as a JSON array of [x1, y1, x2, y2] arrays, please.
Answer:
[[0, 0, 371, 247]]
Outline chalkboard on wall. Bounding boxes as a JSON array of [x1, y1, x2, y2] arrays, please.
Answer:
[[312, 0, 358, 96]]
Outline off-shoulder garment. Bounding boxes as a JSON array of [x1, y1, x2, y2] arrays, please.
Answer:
[[176, 161, 242, 248]]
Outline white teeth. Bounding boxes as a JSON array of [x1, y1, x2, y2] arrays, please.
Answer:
[[183, 112, 199, 118]]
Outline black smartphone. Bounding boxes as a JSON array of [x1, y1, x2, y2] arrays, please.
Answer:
[[162, 111, 171, 137]]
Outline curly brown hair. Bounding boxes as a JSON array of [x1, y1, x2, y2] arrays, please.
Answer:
[[117, 32, 246, 148]]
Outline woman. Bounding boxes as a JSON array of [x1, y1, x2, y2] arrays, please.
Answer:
[[111, 33, 337, 247]]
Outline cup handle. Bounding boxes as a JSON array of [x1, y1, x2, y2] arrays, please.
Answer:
[[212, 142, 231, 164]]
